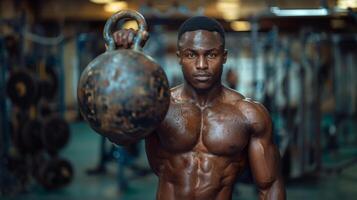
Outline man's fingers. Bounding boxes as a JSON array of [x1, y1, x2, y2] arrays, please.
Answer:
[[124, 30, 132, 48], [112, 29, 148, 49], [113, 31, 123, 47], [142, 31, 149, 41], [128, 32, 135, 48], [139, 31, 149, 48]]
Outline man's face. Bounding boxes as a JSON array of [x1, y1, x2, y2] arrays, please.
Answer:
[[177, 30, 227, 91]]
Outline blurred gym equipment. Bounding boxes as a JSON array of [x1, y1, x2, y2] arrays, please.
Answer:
[[1, 10, 73, 194], [32, 154, 74, 190], [6, 70, 40, 109]]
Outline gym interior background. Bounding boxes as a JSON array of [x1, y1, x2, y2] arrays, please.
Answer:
[[0, 0, 356, 199]]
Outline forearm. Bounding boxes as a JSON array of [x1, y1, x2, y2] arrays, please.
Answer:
[[258, 176, 286, 200]]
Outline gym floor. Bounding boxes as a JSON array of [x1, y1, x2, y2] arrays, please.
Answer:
[[3, 122, 357, 200]]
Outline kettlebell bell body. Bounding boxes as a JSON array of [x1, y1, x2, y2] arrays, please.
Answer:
[[77, 10, 170, 145]]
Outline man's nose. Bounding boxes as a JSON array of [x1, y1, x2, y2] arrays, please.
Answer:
[[196, 55, 208, 70]]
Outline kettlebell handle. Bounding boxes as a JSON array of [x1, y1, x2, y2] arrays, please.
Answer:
[[104, 10, 148, 51]]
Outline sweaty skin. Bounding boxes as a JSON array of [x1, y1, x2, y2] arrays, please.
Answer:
[[114, 29, 286, 200]]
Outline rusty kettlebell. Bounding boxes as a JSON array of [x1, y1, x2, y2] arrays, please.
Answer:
[[77, 10, 170, 145]]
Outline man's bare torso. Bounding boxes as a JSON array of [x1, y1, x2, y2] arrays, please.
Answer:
[[146, 85, 255, 200]]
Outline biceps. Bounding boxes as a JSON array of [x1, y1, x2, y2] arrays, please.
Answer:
[[248, 138, 281, 189]]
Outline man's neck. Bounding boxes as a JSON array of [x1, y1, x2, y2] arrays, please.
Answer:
[[182, 82, 223, 108]]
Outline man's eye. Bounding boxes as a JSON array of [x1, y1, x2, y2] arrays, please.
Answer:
[[186, 52, 196, 58], [207, 53, 217, 59]]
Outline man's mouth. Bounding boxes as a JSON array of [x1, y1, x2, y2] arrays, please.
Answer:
[[193, 73, 212, 81]]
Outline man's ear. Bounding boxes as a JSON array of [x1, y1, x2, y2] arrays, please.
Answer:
[[223, 49, 228, 64]]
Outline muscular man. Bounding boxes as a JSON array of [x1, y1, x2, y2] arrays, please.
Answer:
[[114, 16, 286, 200]]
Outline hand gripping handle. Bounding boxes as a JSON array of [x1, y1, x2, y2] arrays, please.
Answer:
[[103, 10, 147, 51]]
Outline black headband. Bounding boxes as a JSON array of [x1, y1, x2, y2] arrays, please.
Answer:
[[177, 16, 225, 46]]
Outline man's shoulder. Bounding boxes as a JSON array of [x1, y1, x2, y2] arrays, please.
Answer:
[[222, 86, 245, 103], [222, 87, 264, 118], [235, 97, 265, 111], [170, 84, 183, 93], [222, 87, 263, 110], [169, 84, 184, 102], [233, 96, 271, 136]]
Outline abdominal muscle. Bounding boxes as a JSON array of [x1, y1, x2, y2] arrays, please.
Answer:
[[155, 151, 245, 200]]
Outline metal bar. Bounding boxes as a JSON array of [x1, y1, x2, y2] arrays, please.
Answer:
[[0, 37, 9, 157], [250, 18, 259, 99], [59, 41, 65, 117]]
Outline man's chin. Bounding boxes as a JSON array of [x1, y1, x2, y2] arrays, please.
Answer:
[[191, 82, 213, 91]]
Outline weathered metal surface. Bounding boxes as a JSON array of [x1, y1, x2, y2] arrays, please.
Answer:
[[77, 10, 170, 145]]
